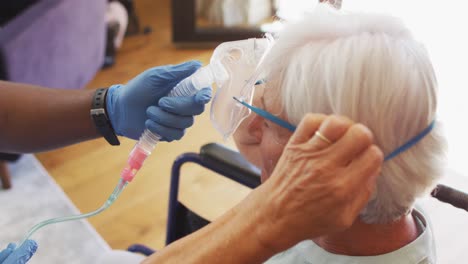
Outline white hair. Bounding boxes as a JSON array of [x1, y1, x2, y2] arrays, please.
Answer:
[[260, 4, 447, 223]]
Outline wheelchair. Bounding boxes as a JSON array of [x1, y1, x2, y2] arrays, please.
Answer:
[[127, 143, 468, 259]]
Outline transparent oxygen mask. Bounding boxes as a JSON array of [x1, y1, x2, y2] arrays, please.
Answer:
[[165, 38, 271, 139], [209, 38, 270, 139]]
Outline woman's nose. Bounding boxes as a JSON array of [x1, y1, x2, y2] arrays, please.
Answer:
[[247, 115, 263, 142]]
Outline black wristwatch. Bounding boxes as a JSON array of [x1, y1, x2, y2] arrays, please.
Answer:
[[90, 88, 120, 146]]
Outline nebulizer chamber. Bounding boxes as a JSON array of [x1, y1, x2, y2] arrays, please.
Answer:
[[168, 63, 224, 97], [16, 38, 269, 248]]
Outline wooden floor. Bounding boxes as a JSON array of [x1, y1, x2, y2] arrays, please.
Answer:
[[36, 0, 251, 250]]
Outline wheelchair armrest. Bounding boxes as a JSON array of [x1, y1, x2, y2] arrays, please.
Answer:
[[431, 184, 468, 212], [200, 143, 261, 188]]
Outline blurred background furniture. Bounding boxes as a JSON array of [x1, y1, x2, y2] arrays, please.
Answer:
[[104, 0, 152, 68], [113, 0, 151, 36], [0, 0, 107, 188], [172, 0, 342, 47], [0, 154, 20, 189], [172, 0, 265, 47], [196, 0, 273, 27]]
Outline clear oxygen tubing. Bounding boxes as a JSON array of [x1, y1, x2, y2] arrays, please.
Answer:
[[17, 64, 216, 248], [18, 178, 128, 247]]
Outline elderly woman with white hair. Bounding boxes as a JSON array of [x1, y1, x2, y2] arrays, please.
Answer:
[[231, 3, 446, 263], [96, 3, 444, 264]]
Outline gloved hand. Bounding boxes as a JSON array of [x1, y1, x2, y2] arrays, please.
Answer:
[[0, 240, 37, 264], [106, 60, 212, 141]]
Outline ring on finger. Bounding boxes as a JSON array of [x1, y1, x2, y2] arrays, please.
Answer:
[[314, 131, 332, 144]]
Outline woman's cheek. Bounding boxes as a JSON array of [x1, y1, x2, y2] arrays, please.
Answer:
[[261, 169, 269, 183], [260, 137, 286, 182]]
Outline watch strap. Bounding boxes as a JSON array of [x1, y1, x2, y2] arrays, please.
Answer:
[[90, 88, 120, 146]]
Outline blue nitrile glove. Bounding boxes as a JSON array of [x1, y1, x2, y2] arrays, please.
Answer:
[[0, 240, 37, 264], [145, 88, 211, 141], [106, 60, 212, 141]]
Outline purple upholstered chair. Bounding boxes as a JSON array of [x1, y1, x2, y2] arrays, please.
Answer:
[[0, 0, 107, 188], [0, 0, 106, 88]]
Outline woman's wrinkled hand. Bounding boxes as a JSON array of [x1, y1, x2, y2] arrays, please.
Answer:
[[254, 114, 383, 252]]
